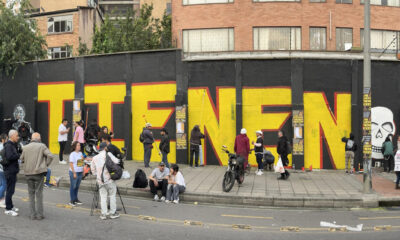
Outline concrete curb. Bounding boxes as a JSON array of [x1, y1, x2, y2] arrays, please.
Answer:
[[17, 174, 383, 208]]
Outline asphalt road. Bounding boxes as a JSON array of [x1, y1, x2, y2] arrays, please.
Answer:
[[1, 183, 400, 240]]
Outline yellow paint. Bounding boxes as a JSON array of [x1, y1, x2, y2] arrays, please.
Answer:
[[304, 92, 351, 169], [242, 88, 292, 166], [188, 88, 236, 165], [38, 82, 75, 153], [131, 82, 176, 163]]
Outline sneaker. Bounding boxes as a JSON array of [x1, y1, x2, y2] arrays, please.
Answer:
[[12, 207, 19, 212], [153, 195, 159, 201], [100, 214, 107, 220], [173, 200, 179, 204], [165, 200, 171, 203], [74, 200, 83, 205], [59, 160, 67, 165], [160, 196, 166, 202], [4, 210, 18, 216], [256, 171, 261, 176], [255, 170, 259, 174], [109, 213, 120, 219], [68, 202, 76, 207]]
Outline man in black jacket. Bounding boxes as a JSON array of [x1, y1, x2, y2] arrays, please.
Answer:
[[142, 123, 154, 168], [3, 130, 21, 216], [341, 133, 357, 174], [159, 128, 170, 168], [277, 130, 290, 180]]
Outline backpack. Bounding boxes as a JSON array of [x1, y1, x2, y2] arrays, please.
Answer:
[[102, 153, 123, 182], [263, 149, 275, 164], [0, 147, 7, 166], [133, 169, 148, 188], [139, 131, 144, 143]]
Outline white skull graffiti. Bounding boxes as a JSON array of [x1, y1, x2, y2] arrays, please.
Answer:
[[371, 106, 396, 159]]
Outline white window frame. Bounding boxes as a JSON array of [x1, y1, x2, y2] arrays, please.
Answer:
[[47, 15, 73, 34], [47, 46, 72, 59], [309, 27, 327, 50], [183, 28, 234, 53], [361, 29, 399, 53], [253, 27, 302, 51], [183, 0, 234, 5], [336, 28, 353, 51]]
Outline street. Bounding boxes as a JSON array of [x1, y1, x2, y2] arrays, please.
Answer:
[[0, 183, 400, 240]]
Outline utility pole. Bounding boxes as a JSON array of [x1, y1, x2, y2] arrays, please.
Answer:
[[363, 0, 372, 193]]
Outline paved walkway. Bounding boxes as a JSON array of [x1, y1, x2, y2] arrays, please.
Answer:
[[17, 159, 400, 208]]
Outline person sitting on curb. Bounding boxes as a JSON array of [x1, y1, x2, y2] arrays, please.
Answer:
[[149, 162, 169, 202], [166, 164, 185, 204], [91, 142, 121, 220]]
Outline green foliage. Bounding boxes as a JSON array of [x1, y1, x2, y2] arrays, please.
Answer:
[[0, 0, 47, 77], [90, 4, 173, 55], [78, 37, 90, 56]]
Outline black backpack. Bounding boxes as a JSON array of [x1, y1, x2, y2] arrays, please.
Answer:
[[0, 147, 8, 166], [102, 153, 123, 182], [139, 131, 144, 143], [133, 169, 148, 188]]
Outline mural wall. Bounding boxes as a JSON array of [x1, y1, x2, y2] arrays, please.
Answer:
[[1, 50, 399, 169]]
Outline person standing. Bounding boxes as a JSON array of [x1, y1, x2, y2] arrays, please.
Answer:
[[73, 121, 85, 153], [341, 133, 357, 174], [252, 130, 264, 176], [58, 119, 70, 164], [20, 133, 53, 220], [234, 128, 250, 170], [394, 148, 400, 189], [159, 128, 170, 168], [68, 141, 87, 206], [3, 130, 21, 216], [91, 142, 121, 220], [0, 134, 8, 208], [189, 125, 205, 168], [142, 123, 154, 168], [277, 130, 290, 180], [166, 164, 185, 204], [382, 136, 394, 173]]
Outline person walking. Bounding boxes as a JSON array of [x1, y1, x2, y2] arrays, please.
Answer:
[[341, 133, 357, 174], [73, 121, 85, 153], [189, 125, 205, 168], [382, 137, 395, 173], [252, 130, 264, 176], [142, 123, 154, 168], [68, 141, 88, 206], [149, 162, 169, 201], [166, 164, 185, 204], [3, 130, 21, 216], [20, 133, 53, 220], [159, 128, 170, 168], [277, 130, 290, 180], [91, 142, 121, 220], [0, 133, 8, 208], [58, 119, 70, 164], [234, 128, 250, 170], [394, 148, 400, 189]]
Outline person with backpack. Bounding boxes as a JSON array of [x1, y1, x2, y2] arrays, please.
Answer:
[[277, 130, 290, 180], [149, 162, 169, 201], [0, 133, 8, 208], [341, 133, 357, 174], [141, 123, 154, 168], [159, 128, 170, 168], [91, 142, 121, 220], [382, 136, 395, 173]]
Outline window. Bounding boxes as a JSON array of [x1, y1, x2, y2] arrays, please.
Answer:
[[336, 28, 353, 51], [309, 27, 326, 50], [336, 0, 352, 3], [253, 27, 301, 50], [166, 3, 172, 15], [183, 28, 234, 52], [310, 0, 326, 2], [253, 0, 300, 2], [360, 0, 400, 7], [183, 0, 233, 5], [47, 15, 73, 34], [361, 29, 399, 52], [47, 46, 72, 59]]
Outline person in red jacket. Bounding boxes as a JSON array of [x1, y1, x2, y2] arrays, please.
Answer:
[[234, 128, 250, 170]]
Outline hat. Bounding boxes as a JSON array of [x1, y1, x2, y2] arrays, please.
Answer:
[[99, 142, 107, 151], [159, 162, 165, 166], [145, 123, 152, 127], [256, 130, 263, 135], [240, 128, 247, 134]]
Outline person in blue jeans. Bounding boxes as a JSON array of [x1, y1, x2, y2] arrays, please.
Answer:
[[69, 141, 90, 206], [45, 168, 52, 188], [0, 133, 8, 208]]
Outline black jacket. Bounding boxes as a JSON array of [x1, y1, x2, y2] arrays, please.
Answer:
[[277, 136, 289, 156], [159, 135, 170, 153], [3, 140, 20, 174], [342, 136, 357, 152], [190, 127, 205, 145]]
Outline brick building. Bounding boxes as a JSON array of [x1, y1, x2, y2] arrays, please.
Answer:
[[172, 0, 400, 53]]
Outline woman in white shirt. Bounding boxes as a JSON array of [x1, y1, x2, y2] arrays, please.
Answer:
[[166, 164, 185, 204], [68, 141, 90, 206]]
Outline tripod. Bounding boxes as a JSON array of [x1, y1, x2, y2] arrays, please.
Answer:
[[90, 182, 127, 216]]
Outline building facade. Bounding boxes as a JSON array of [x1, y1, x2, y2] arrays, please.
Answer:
[[99, 0, 140, 19], [172, 0, 400, 54]]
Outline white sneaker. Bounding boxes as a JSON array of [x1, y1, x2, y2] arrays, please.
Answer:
[[59, 160, 67, 165], [12, 207, 19, 212], [99, 214, 107, 220], [173, 200, 179, 204], [4, 210, 18, 216], [255, 170, 259, 174], [153, 195, 159, 201], [160, 196, 166, 202], [165, 200, 171, 203]]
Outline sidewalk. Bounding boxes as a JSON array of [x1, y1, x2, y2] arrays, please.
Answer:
[[17, 159, 400, 208]]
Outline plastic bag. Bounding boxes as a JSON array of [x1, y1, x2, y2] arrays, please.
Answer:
[[122, 170, 131, 179], [274, 157, 285, 173]]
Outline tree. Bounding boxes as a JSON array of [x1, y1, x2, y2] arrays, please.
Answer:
[[0, 0, 47, 77], [90, 4, 173, 55]]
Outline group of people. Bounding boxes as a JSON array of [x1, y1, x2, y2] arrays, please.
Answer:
[[140, 123, 170, 168]]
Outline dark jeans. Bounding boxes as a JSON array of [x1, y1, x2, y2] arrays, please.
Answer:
[[5, 172, 17, 210], [190, 145, 199, 167], [59, 141, 67, 161], [256, 153, 263, 170], [161, 151, 170, 168], [144, 145, 152, 167], [69, 171, 83, 202], [384, 155, 394, 172], [26, 173, 45, 218], [149, 179, 168, 197], [280, 154, 290, 179], [396, 172, 400, 186]]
